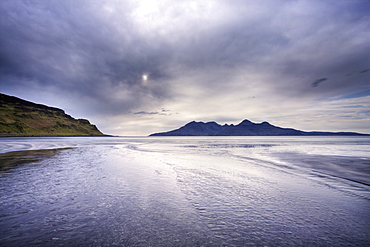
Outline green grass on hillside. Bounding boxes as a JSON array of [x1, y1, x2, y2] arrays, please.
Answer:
[[0, 93, 105, 136]]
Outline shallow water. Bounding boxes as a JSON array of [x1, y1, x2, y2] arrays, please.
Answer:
[[1, 136, 370, 246]]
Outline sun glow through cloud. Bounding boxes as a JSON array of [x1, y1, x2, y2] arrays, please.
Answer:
[[0, 0, 370, 136]]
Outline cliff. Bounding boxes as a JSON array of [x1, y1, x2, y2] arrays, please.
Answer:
[[0, 93, 106, 136]]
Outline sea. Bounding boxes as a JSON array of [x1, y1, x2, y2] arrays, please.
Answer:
[[0, 136, 369, 246]]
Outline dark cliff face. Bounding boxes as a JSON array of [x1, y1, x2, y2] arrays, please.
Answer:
[[0, 93, 106, 136], [150, 119, 369, 136]]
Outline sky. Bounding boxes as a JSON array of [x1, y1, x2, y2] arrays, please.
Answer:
[[1, 0, 370, 136]]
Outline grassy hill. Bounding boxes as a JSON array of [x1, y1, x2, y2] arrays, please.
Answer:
[[0, 93, 106, 136]]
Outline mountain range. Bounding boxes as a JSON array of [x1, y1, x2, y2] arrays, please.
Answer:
[[150, 119, 369, 136], [0, 93, 105, 136]]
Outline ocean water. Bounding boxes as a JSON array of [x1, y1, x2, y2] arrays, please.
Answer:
[[0, 136, 369, 246]]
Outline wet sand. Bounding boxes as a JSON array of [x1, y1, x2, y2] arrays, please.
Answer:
[[0, 148, 70, 170]]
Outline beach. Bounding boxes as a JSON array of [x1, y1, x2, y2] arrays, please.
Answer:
[[1, 136, 369, 246]]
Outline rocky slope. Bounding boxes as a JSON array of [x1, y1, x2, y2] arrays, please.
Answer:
[[0, 93, 106, 136]]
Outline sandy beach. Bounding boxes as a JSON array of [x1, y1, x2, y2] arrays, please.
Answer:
[[1, 136, 369, 246]]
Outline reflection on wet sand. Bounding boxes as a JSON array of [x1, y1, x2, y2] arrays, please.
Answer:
[[0, 148, 70, 169], [1, 137, 369, 246]]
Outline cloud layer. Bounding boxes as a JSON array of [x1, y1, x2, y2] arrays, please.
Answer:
[[1, 0, 370, 135]]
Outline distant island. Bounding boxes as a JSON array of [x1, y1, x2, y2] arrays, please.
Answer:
[[0, 93, 106, 136], [150, 119, 370, 136]]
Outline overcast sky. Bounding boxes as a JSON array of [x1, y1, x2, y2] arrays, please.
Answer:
[[1, 0, 370, 135]]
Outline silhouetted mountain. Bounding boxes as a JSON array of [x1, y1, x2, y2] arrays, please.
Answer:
[[0, 93, 106, 136], [150, 119, 369, 136]]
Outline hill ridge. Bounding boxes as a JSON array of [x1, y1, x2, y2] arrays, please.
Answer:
[[0, 93, 106, 136], [150, 119, 369, 136]]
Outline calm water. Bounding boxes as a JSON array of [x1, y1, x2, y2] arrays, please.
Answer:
[[1, 136, 369, 246]]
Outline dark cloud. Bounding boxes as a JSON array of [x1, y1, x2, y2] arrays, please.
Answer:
[[0, 0, 173, 115], [312, 78, 328, 87], [0, 0, 370, 135], [133, 111, 160, 115], [133, 109, 172, 116]]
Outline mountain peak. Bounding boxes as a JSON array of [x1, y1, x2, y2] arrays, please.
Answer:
[[185, 121, 199, 126], [149, 119, 370, 136], [261, 121, 271, 125], [237, 119, 253, 126]]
